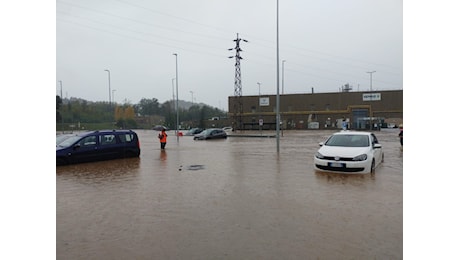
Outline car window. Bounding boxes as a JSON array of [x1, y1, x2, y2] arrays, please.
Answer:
[[371, 134, 379, 144], [119, 133, 134, 143], [100, 134, 116, 145], [79, 136, 97, 147]]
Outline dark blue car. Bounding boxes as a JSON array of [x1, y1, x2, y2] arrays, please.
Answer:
[[56, 130, 140, 166]]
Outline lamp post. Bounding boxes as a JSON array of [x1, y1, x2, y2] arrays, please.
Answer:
[[104, 69, 111, 105], [173, 53, 179, 141], [172, 78, 175, 102], [59, 80, 63, 99], [190, 91, 194, 104], [366, 71, 376, 92], [366, 70, 376, 130], [112, 89, 116, 104], [257, 82, 262, 135], [282, 60, 286, 94], [276, 0, 280, 153]]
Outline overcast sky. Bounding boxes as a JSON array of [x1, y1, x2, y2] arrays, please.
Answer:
[[56, 0, 402, 111]]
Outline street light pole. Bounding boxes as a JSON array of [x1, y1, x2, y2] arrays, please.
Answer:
[[104, 69, 111, 105], [282, 60, 286, 94], [366, 71, 376, 92], [276, 0, 280, 153], [112, 89, 116, 104], [366, 70, 376, 130], [172, 78, 175, 101], [59, 80, 63, 99], [190, 91, 194, 104], [257, 82, 261, 135], [173, 53, 179, 142]]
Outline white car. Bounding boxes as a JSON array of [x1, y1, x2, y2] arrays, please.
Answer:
[[314, 131, 384, 174]]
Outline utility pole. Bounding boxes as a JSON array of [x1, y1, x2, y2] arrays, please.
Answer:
[[228, 33, 248, 131]]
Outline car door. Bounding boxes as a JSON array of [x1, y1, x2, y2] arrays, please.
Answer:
[[70, 135, 100, 163], [98, 133, 121, 160]]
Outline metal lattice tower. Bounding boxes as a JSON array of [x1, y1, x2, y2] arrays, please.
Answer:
[[228, 33, 247, 130]]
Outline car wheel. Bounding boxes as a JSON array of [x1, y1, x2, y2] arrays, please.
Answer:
[[370, 159, 376, 174]]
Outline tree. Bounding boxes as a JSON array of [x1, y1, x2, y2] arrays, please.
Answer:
[[136, 98, 160, 116], [56, 95, 62, 123]]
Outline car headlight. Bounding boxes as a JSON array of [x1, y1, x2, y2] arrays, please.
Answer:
[[315, 152, 325, 159], [352, 154, 367, 161]]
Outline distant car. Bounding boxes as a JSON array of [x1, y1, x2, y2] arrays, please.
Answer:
[[193, 128, 227, 140], [184, 128, 204, 136], [56, 130, 140, 166], [222, 126, 233, 132], [314, 131, 384, 174]]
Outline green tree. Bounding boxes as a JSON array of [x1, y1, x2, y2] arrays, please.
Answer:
[[136, 98, 160, 116], [56, 95, 62, 123]]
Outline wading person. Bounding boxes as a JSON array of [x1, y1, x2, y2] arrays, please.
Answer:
[[398, 125, 403, 147], [158, 129, 168, 149]]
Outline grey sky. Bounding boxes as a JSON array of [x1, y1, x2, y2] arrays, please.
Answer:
[[56, 0, 402, 110]]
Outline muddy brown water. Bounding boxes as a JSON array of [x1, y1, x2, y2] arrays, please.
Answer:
[[57, 129, 403, 259]]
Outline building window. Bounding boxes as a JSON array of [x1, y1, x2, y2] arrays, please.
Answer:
[[251, 106, 256, 113], [325, 104, 330, 111]]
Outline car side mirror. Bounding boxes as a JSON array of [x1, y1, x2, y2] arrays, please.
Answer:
[[73, 144, 81, 150], [319, 142, 324, 147], [374, 143, 382, 149]]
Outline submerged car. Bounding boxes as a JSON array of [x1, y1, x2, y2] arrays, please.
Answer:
[[314, 131, 383, 174], [184, 128, 204, 136], [56, 129, 140, 166], [193, 128, 227, 140]]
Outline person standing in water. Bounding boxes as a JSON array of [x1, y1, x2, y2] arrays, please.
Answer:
[[158, 129, 168, 149]]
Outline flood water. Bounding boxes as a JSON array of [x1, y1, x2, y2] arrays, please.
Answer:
[[56, 129, 403, 259]]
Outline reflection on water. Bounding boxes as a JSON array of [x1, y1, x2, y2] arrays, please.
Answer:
[[57, 130, 402, 259], [315, 170, 376, 185]]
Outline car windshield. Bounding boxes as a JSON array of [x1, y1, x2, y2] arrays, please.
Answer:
[[57, 135, 82, 148], [325, 134, 369, 147], [201, 129, 212, 135], [56, 135, 73, 145]]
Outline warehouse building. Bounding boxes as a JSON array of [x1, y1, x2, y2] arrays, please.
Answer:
[[228, 89, 403, 130]]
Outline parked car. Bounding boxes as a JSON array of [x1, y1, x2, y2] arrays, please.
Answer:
[[222, 126, 233, 132], [56, 130, 140, 166], [193, 128, 227, 140], [314, 131, 384, 174], [184, 128, 204, 136]]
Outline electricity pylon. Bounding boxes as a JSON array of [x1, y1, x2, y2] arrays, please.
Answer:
[[228, 33, 248, 131]]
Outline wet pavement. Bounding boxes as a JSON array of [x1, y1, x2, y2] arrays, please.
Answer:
[[56, 129, 403, 259]]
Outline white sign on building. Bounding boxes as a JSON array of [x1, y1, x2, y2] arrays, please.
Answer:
[[363, 93, 381, 101], [259, 97, 270, 106]]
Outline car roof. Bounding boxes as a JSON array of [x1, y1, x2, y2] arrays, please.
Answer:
[[333, 131, 371, 136], [75, 129, 137, 136]]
